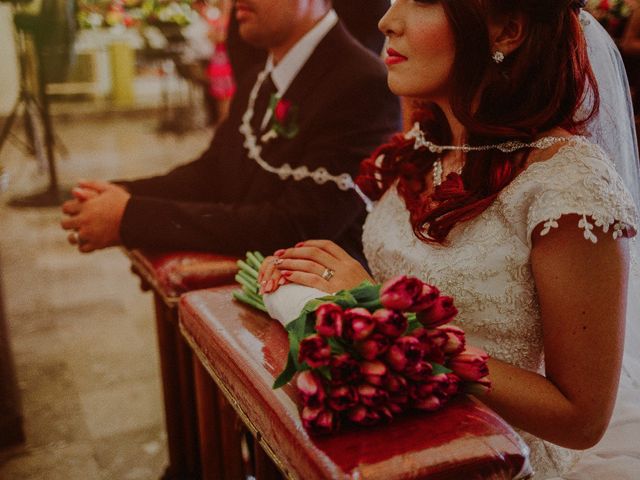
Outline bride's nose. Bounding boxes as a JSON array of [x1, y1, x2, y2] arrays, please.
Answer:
[[378, 1, 403, 37]]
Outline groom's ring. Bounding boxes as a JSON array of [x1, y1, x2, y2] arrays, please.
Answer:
[[321, 268, 335, 281]]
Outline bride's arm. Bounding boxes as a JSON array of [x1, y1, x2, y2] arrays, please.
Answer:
[[481, 214, 629, 449]]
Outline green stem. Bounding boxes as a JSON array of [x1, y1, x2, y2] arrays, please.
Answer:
[[237, 260, 258, 279], [233, 290, 268, 313], [235, 274, 257, 293], [246, 252, 263, 271]]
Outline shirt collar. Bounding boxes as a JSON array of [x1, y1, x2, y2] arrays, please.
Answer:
[[265, 9, 338, 95]]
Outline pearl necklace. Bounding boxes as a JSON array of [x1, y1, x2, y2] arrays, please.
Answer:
[[239, 67, 374, 211], [405, 122, 571, 186]]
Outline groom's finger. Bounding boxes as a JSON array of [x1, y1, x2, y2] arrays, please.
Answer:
[[277, 259, 327, 277], [281, 246, 335, 266]]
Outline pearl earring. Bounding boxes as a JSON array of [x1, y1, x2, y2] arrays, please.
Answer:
[[492, 51, 505, 64]]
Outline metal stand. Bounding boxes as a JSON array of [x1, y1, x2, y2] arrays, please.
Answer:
[[0, 27, 66, 207]]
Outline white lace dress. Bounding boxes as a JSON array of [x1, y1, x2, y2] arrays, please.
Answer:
[[362, 138, 640, 479]]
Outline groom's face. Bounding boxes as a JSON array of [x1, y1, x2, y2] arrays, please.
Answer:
[[235, 0, 302, 50]]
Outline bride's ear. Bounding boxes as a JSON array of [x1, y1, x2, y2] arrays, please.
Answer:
[[489, 13, 527, 59]]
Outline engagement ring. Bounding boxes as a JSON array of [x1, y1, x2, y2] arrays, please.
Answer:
[[321, 268, 335, 281]]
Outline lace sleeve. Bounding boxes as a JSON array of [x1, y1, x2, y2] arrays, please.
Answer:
[[524, 140, 639, 245]]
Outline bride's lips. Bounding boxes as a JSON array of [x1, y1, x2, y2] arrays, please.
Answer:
[[235, 1, 254, 22], [385, 48, 408, 66]]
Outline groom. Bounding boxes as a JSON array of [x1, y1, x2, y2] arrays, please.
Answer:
[[60, 0, 400, 264]]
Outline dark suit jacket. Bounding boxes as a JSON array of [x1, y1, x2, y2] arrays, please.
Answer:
[[118, 22, 400, 264]]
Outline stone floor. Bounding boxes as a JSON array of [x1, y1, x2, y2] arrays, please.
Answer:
[[0, 110, 212, 479]]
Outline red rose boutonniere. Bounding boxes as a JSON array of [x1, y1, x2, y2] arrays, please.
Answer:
[[261, 94, 300, 143]]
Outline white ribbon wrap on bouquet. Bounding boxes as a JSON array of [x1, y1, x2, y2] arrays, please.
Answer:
[[263, 284, 328, 326]]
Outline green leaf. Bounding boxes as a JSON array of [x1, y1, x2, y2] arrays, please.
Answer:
[[350, 282, 381, 303], [273, 352, 297, 389], [431, 362, 453, 375], [407, 315, 422, 333], [327, 337, 347, 355], [317, 366, 332, 381]]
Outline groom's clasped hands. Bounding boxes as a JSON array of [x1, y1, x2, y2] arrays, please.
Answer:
[[258, 239, 374, 295]]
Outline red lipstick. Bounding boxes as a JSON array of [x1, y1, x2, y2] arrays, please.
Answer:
[[385, 48, 408, 65]]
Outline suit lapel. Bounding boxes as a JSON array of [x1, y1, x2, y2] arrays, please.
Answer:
[[259, 22, 357, 156]]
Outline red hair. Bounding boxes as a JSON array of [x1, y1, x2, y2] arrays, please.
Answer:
[[357, 0, 599, 243]]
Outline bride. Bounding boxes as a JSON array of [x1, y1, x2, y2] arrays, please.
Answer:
[[258, 0, 640, 478]]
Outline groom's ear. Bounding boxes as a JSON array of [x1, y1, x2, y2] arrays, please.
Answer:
[[489, 13, 527, 58]]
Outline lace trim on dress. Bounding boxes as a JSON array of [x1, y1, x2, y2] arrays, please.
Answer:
[[520, 137, 639, 245]]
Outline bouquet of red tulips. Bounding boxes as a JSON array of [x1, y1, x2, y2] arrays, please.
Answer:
[[269, 274, 492, 435]]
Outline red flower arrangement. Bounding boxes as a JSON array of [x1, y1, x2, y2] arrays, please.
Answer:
[[272, 275, 492, 435]]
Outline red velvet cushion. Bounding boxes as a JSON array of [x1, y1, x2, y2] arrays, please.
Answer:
[[179, 285, 531, 480], [125, 249, 239, 303]]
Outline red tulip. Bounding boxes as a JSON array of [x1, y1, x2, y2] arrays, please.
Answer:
[[449, 346, 490, 382], [329, 353, 361, 385], [406, 360, 434, 382], [417, 295, 458, 328], [438, 325, 466, 355], [386, 336, 424, 372], [348, 405, 390, 426], [373, 308, 408, 338], [412, 327, 447, 364], [361, 360, 387, 386], [410, 373, 456, 411], [328, 385, 359, 411], [357, 384, 389, 408], [296, 370, 326, 409], [464, 375, 492, 396], [380, 276, 440, 312], [342, 308, 376, 341], [298, 334, 331, 369], [356, 333, 391, 360], [314, 303, 343, 337], [301, 406, 335, 434]]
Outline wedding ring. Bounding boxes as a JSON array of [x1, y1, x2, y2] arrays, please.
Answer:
[[321, 268, 335, 281]]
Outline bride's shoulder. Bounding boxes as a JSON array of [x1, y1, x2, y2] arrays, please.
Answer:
[[521, 129, 610, 178]]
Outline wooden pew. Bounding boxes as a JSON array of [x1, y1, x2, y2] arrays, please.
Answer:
[[125, 249, 238, 480], [179, 285, 533, 480]]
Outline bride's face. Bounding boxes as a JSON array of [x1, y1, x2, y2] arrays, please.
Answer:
[[379, 0, 455, 101]]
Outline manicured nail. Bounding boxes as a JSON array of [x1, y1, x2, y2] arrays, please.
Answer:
[[274, 249, 285, 257], [295, 242, 305, 247], [282, 270, 292, 278], [266, 280, 274, 292], [278, 277, 286, 286]]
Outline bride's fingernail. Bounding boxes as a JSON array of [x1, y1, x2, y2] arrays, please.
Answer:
[[281, 270, 292, 278], [278, 277, 286, 286], [266, 280, 274, 292], [295, 242, 305, 247], [274, 249, 285, 257]]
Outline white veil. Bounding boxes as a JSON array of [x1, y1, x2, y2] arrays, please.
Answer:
[[565, 10, 640, 479], [579, 10, 640, 390]]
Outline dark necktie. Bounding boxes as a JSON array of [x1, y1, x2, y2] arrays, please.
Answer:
[[251, 73, 277, 133]]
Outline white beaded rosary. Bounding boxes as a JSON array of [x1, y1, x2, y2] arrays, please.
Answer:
[[239, 68, 375, 211]]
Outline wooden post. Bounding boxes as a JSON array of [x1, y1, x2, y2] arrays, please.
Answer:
[[0, 253, 25, 448]]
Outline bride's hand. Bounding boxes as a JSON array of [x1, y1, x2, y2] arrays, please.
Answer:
[[263, 240, 374, 294]]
